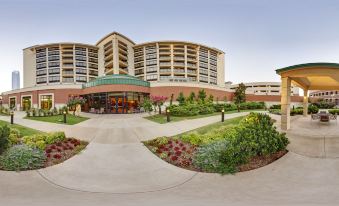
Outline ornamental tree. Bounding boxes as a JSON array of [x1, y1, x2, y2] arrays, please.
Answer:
[[198, 89, 207, 103], [176, 92, 186, 106], [233, 83, 246, 112], [150, 95, 168, 115], [67, 96, 86, 115]]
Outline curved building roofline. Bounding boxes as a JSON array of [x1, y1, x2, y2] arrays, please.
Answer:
[[23, 42, 98, 51], [96, 31, 136, 45], [134, 40, 224, 54], [276, 62, 339, 74]]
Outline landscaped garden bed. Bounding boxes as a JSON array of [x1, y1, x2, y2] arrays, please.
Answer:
[[143, 90, 265, 124], [0, 123, 88, 171], [144, 113, 289, 174]]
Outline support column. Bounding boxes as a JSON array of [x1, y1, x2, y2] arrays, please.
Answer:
[[281, 77, 291, 130], [303, 89, 308, 117]]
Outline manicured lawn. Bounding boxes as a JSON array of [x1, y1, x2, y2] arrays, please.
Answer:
[[25, 114, 89, 125], [0, 120, 42, 136], [180, 116, 245, 136], [145, 109, 263, 124]]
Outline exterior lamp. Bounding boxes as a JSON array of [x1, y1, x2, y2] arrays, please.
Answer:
[[63, 111, 67, 124], [221, 109, 225, 122], [166, 109, 170, 122], [10, 111, 14, 124]]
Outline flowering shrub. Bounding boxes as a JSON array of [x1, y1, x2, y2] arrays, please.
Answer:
[[150, 95, 168, 114], [144, 138, 196, 169]]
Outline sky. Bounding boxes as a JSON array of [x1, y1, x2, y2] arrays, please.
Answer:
[[1, 0, 339, 93]]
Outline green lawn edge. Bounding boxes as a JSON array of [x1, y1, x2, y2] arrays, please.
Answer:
[[144, 109, 264, 124], [0, 120, 43, 136], [24, 114, 89, 125]]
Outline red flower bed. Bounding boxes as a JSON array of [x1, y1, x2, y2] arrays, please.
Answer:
[[145, 138, 197, 171], [44, 138, 87, 167]]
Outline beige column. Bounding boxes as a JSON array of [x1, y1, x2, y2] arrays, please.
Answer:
[[281, 77, 291, 130], [303, 89, 308, 117]]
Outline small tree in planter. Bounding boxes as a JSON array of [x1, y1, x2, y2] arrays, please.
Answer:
[[176, 92, 186, 106], [198, 89, 207, 103], [233, 83, 246, 112], [142, 97, 153, 114], [150, 95, 168, 115], [67, 97, 86, 116], [187, 92, 196, 104]]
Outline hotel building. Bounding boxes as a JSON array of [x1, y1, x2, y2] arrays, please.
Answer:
[[2, 32, 231, 113], [309, 91, 339, 105]]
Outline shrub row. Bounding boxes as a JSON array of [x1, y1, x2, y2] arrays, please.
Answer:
[[329, 109, 339, 115], [168, 102, 265, 117], [26, 106, 69, 117], [22, 132, 66, 150]]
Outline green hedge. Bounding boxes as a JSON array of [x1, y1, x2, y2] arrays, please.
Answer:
[[329, 109, 339, 115]]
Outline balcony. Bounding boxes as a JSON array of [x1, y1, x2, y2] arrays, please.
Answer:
[[118, 47, 128, 55], [105, 61, 113, 68], [104, 47, 113, 55], [173, 62, 185, 68], [173, 56, 185, 61], [62, 63, 74, 68], [187, 63, 197, 68], [159, 56, 171, 61], [62, 71, 74, 76], [159, 62, 171, 66], [173, 69, 185, 73], [119, 53, 128, 61], [159, 68, 171, 73]]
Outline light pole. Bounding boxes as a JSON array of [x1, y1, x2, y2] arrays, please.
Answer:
[[63, 111, 67, 124], [166, 109, 170, 122], [221, 109, 224, 122], [10, 111, 14, 124]]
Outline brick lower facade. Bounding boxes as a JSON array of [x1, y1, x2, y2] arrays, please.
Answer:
[[1, 84, 303, 110]]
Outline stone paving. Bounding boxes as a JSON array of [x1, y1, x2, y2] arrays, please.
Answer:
[[1, 111, 339, 205]]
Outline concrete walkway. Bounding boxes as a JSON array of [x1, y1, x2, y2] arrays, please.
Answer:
[[1, 112, 339, 205]]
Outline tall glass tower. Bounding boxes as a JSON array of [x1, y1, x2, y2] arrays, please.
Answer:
[[11, 70, 20, 90]]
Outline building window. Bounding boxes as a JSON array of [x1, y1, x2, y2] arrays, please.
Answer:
[[9, 97, 16, 110], [22, 96, 31, 111], [49, 76, 60, 83], [40, 95, 53, 110]]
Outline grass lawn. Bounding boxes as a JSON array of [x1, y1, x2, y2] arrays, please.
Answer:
[[25, 114, 89, 125], [178, 115, 244, 136], [145, 109, 263, 124], [0, 120, 42, 136]]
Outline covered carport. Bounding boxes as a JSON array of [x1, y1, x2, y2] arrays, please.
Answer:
[[276, 63, 339, 130]]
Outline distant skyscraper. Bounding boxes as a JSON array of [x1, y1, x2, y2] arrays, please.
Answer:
[[12, 70, 20, 90]]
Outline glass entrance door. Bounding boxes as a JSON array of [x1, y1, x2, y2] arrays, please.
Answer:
[[110, 96, 126, 114]]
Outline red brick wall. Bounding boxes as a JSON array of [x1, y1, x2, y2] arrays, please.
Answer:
[[2, 89, 82, 105], [150, 86, 234, 101]]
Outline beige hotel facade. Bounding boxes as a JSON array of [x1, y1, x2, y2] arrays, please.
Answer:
[[2, 31, 302, 113]]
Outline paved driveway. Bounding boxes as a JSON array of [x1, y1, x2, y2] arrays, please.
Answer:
[[1, 112, 339, 205]]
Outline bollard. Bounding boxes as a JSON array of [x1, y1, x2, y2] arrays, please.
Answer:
[[221, 109, 224, 122], [10, 111, 14, 124], [63, 111, 67, 124], [166, 109, 170, 122]]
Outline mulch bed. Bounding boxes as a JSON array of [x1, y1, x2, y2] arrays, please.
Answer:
[[238, 150, 288, 172]]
